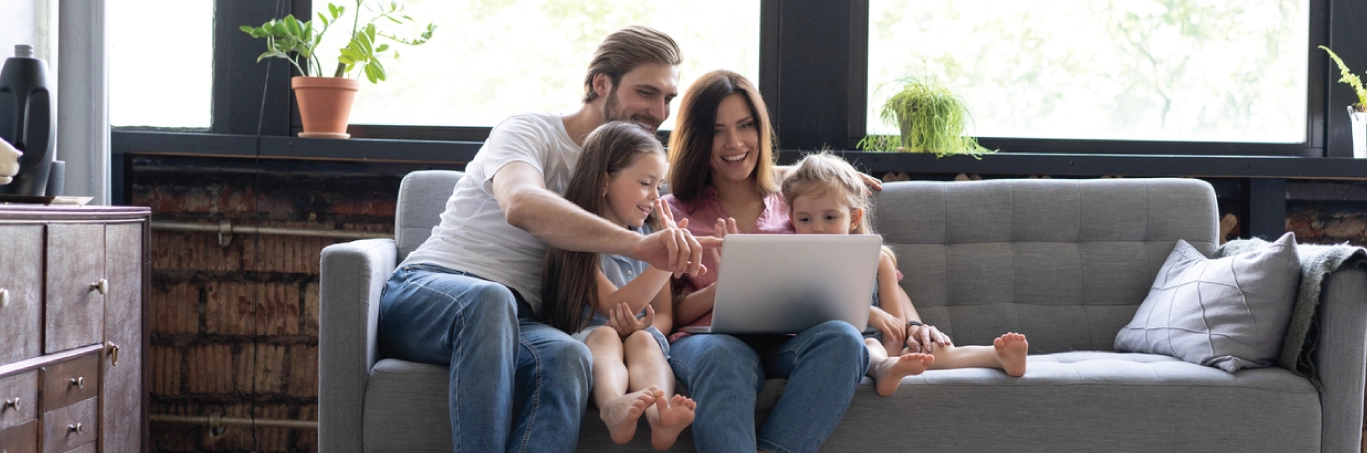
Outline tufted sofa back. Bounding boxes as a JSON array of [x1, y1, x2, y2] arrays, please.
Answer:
[[871, 178, 1218, 353]]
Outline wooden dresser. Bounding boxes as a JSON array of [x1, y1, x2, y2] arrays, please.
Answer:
[[0, 206, 149, 453]]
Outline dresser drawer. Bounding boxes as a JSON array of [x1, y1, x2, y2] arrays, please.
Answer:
[[44, 224, 105, 353], [59, 442, 93, 453], [0, 225, 43, 364], [0, 419, 37, 453], [0, 371, 37, 430], [41, 397, 96, 453], [39, 354, 98, 411]]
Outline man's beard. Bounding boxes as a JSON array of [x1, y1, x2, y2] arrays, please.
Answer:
[[603, 87, 661, 132]]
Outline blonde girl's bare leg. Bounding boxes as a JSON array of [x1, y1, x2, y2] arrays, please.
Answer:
[[923, 333, 1028, 377], [623, 330, 695, 450], [587, 327, 656, 445], [866, 337, 932, 397]]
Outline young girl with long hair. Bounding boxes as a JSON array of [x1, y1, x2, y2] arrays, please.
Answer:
[[780, 152, 1029, 396], [541, 121, 696, 450]]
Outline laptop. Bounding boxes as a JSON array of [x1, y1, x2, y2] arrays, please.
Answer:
[[681, 234, 882, 334]]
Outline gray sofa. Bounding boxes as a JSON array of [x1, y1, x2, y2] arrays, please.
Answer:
[[320, 171, 1367, 452]]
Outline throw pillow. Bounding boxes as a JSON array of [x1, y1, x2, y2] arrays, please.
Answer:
[[1114, 232, 1300, 372]]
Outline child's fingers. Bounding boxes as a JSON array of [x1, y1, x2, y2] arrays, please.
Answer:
[[640, 304, 656, 327], [617, 303, 633, 327], [656, 199, 676, 228]]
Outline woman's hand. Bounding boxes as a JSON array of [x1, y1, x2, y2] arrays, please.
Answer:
[[904, 323, 952, 353], [868, 306, 905, 352], [709, 217, 740, 265], [858, 171, 883, 194], [606, 302, 654, 337]]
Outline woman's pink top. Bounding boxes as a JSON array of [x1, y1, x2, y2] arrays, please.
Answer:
[[664, 185, 794, 342]]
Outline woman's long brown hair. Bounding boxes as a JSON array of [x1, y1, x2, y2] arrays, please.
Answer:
[[541, 121, 665, 334], [666, 70, 778, 203]]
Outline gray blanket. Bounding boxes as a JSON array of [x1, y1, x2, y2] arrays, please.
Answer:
[[1216, 237, 1366, 387]]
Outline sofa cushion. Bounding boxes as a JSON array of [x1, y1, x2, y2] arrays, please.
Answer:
[[1114, 232, 1300, 372], [362, 354, 1321, 452]]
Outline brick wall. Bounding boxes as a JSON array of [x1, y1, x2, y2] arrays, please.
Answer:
[[130, 156, 1367, 452], [134, 156, 406, 453]]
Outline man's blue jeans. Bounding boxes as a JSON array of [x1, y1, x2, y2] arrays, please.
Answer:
[[379, 263, 591, 452], [668, 320, 869, 453]]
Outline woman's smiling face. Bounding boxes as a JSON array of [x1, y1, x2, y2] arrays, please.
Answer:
[[708, 94, 760, 185]]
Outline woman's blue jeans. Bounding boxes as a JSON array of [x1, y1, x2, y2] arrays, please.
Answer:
[[379, 263, 591, 453], [668, 320, 869, 453]]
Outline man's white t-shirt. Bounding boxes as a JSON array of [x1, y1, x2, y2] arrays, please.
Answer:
[[400, 112, 581, 315]]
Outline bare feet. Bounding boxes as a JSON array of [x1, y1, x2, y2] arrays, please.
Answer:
[[994, 333, 1028, 377], [601, 387, 659, 445], [873, 353, 934, 396], [647, 393, 696, 450]]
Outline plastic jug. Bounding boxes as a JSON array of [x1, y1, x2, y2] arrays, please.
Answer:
[[0, 44, 54, 197]]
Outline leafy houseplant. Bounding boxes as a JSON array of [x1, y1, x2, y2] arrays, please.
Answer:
[[1320, 46, 1367, 112], [1320, 45, 1367, 157], [240, 1, 435, 138], [858, 77, 991, 159]]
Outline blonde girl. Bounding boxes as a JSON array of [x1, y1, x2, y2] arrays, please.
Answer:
[[541, 121, 696, 450], [781, 152, 1029, 396]]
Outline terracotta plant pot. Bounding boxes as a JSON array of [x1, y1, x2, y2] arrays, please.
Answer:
[[291, 76, 360, 139]]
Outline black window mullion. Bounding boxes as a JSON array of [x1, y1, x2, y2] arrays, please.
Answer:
[[1325, 0, 1367, 157], [773, 0, 862, 151], [212, 0, 306, 137]]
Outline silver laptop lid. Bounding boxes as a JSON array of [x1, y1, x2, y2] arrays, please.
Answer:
[[706, 234, 882, 334]]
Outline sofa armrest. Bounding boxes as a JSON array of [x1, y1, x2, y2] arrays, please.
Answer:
[[1314, 266, 1367, 453], [319, 238, 398, 453]]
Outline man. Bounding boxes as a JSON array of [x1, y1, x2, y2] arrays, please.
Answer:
[[377, 26, 711, 452]]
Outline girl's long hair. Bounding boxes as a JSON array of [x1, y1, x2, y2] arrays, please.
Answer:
[[541, 121, 665, 334], [780, 152, 873, 235]]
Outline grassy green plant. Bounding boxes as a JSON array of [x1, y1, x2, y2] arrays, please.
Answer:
[[1320, 46, 1367, 111], [240, 0, 435, 84], [859, 77, 991, 158]]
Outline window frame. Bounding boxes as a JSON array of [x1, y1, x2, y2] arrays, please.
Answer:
[[117, 0, 1363, 158]]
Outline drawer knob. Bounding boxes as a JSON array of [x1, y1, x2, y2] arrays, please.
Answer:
[[70, 377, 85, 389], [69, 423, 84, 434], [0, 288, 8, 307], [91, 279, 109, 295], [2, 397, 17, 411]]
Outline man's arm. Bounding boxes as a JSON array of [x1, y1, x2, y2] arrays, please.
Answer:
[[493, 161, 639, 255], [492, 162, 718, 275]]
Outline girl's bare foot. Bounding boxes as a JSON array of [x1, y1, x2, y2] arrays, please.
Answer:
[[601, 387, 659, 445], [994, 333, 1028, 377], [873, 353, 934, 396], [647, 393, 696, 450]]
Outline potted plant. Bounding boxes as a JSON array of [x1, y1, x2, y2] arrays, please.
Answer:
[[1319, 45, 1367, 158], [241, 0, 435, 138], [858, 76, 991, 158]]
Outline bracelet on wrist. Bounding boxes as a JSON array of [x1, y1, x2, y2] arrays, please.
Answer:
[[906, 320, 924, 328]]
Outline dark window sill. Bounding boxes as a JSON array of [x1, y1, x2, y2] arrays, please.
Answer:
[[113, 130, 1367, 180]]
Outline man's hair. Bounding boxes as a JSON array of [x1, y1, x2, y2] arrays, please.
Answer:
[[666, 70, 778, 202], [582, 25, 682, 103], [541, 121, 666, 334]]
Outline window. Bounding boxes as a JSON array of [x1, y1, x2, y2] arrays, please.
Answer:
[[0, 0, 53, 62], [110, 0, 213, 128], [867, 0, 1310, 144], [324, 0, 762, 130]]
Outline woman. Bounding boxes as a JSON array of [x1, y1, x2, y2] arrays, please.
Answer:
[[661, 69, 868, 453]]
